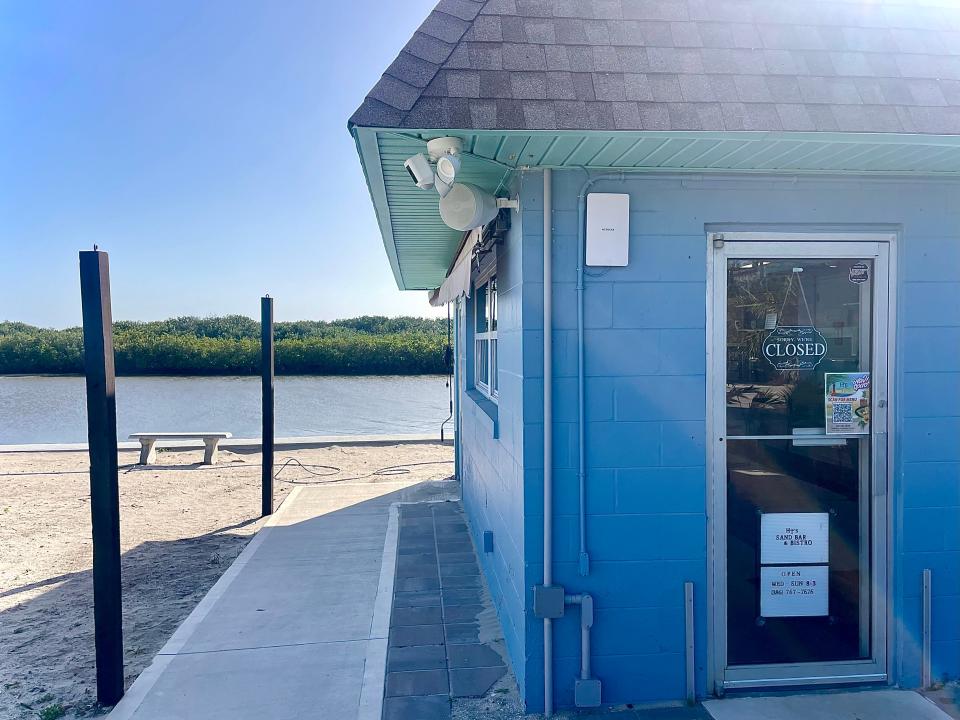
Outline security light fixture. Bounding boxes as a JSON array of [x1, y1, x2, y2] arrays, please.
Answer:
[[405, 137, 463, 195], [430, 138, 463, 198], [435, 174, 454, 199], [436, 154, 460, 186], [406, 136, 513, 230]]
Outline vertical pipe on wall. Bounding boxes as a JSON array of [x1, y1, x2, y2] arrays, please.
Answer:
[[575, 183, 589, 577], [575, 186, 590, 576], [563, 594, 594, 680], [684, 581, 695, 705], [563, 592, 600, 708], [542, 168, 554, 717], [581, 614, 592, 681], [574, 172, 626, 578], [922, 569, 932, 688]]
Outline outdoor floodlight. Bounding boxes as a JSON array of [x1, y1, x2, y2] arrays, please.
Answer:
[[435, 154, 460, 186], [439, 182, 498, 231], [435, 174, 454, 199]]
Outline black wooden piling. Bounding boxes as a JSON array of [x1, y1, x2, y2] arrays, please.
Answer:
[[79, 250, 124, 706], [261, 296, 274, 516]]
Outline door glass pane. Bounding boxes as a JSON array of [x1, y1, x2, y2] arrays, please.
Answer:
[[725, 254, 874, 669], [727, 259, 872, 436], [726, 438, 868, 665]]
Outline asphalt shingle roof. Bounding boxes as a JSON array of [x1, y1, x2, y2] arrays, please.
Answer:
[[349, 0, 960, 134]]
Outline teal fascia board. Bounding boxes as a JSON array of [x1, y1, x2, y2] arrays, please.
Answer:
[[353, 126, 960, 290], [352, 126, 405, 289]]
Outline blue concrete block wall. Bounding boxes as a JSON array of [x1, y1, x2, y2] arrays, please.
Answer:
[[456, 168, 960, 710], [898, 235, 960, 686], [455, 171, 531, 693], [518, 170, 708, 711], [526, 170, 959, 709]]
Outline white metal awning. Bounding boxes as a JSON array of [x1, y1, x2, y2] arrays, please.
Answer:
[[428, 230, 478, 306]]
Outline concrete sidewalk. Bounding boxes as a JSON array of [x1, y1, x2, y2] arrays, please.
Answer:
[[704, 688, 952, 720], [109, 477, 456, 720]]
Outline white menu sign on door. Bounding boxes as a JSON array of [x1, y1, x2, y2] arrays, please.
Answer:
[[760, 565, 829, 617], [760, 512, 829, 565]]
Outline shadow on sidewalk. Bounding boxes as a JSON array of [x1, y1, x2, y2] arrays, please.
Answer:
[[2, 477, 454, 720]]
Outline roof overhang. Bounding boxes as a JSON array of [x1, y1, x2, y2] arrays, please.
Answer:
[[351, 126, 960, 291]]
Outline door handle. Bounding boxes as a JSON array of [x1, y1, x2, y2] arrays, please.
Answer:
[[873, 431, 888, 498]]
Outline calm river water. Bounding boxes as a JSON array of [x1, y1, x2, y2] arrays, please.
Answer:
[[0, 375, 452, 445]]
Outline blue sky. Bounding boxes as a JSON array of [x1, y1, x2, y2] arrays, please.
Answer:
[[0, 0, 442, 328]]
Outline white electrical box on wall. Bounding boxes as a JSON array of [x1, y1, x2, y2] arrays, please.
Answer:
[[586, 193, 629, 266]]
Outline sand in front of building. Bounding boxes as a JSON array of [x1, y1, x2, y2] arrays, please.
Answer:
[[0, 442, 453, 720]]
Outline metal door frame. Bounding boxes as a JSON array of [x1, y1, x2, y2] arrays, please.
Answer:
[[706, 231, 896, 693]]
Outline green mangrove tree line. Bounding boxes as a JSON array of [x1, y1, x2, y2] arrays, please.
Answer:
[[0, 316, 450, 375]]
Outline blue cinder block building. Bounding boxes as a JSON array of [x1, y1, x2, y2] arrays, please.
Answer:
[[350, 0, 960, 713]]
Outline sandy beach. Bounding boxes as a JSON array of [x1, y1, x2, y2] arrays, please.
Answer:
[[0, 442, 454, 720]]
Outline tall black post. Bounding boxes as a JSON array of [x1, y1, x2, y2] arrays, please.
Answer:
[[79, 250, 124, 706], [261, 296, 274, 516]]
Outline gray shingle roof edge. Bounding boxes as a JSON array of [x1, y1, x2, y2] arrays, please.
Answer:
[[349, 0, 960, 135]]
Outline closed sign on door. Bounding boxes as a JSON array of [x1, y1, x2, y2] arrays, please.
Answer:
[[762, 326, 828, 370]]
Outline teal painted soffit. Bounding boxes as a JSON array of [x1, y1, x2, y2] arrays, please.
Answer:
[[352, 127, 513, 291], [352, 126, 960, 290]]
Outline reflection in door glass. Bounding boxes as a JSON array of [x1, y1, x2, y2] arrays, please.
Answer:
[[726, 259, 871, 436], [724, 254, 875, 669]]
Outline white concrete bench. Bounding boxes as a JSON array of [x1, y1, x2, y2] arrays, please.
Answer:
[[129, 432, 232, 466]]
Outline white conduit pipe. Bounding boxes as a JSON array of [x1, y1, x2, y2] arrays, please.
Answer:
[[565, 593, 594, 681], [541, 172, 627, 713], [542, 167, 554, 717], [575, 172, 629, 578], [545, 169, 633, 714]]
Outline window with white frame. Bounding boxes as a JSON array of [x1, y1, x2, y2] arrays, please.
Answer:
[[474, 275, 497, 400]]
